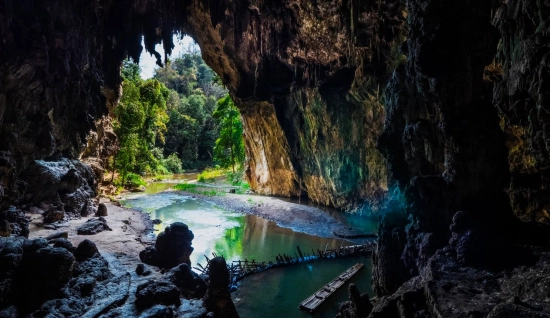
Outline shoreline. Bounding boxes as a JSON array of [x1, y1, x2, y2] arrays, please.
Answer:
[[170, 189, 376, 244]]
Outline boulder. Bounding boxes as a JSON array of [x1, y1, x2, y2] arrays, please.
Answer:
[[42, 208, 64, 223], [139, 222, 194, 269], [135, 280, 181, 310], [46, 231, 68, 241], [169, 263, 207, 299], [52, 238, 75, 252], [15, 246, 76, 310], [95, 203, 108, 217], [76, 217, 112, 235], [73, 239, 99, 262], [136, 263, 152, 276], [0, 207, 29, 238]]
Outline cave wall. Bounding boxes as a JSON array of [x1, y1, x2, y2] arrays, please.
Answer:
[[0, 0, 404, 211], [374, 0, 550, 296], [1, 0, 550, 314], [493, 0, 550, 225], [188, 0, 404, 209]]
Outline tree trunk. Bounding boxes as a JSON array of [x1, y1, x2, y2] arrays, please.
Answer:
[[111, 151, 118, 183]]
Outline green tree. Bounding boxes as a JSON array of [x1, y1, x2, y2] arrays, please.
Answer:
[[112, 62, 170, 186], [212, 95, 245, 172]]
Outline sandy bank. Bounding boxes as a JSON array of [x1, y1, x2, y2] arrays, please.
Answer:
[[172, 190, 375, 244]]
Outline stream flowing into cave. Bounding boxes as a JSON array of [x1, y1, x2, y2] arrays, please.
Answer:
[[120, 183, 375, 317]]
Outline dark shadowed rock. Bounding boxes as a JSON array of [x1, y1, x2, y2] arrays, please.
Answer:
[[0, 305, 18, 318], [135, 280, 181, 310], [139, 304, 176, 318], [52, 238, 75, 252], [95, 203, 108, 217], [203, 257, 239, 318], [46, 231, 68, 241], [169, 263, 207, 299], [139, 222, 194, 269], [74, 239, 99, 262], [76, 217, 112, 235], [42, 208, 65, 224], [0, 206, 28, 238], [15, 246, 75, 310], [449, 211, 512, 270], [136, 263, 152, 276], [336, 283, 373, 318]]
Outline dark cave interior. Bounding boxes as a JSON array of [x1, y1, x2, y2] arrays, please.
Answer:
[[1, 0, 550, 317]]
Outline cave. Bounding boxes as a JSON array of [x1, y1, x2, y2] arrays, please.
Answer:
[[1, 0, 550, 317]]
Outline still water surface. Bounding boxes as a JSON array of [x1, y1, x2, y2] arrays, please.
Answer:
[[121, 185, 375, 317]]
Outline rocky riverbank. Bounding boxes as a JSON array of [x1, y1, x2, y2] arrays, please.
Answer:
[[0, 200, 238, 317]]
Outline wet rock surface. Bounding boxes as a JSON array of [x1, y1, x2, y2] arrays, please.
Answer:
[[140, 222, 194, 269], [77, 217, 112, 235]]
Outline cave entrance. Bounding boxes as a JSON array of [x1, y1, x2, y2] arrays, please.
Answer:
[[107, 35, 247, 191]]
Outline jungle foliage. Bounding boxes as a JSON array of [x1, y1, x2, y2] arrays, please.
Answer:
[[111, 51, 245, 188]]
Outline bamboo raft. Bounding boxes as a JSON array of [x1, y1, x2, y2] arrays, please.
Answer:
[[193, 241, 376, 284], [298, 263, 365, 313]]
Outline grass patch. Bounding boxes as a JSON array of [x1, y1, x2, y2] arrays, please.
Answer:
[[152, 174, 173, 181], [173, 183, 225, 197], [173, 183, 198, 191], [197, 167, 229, 182]]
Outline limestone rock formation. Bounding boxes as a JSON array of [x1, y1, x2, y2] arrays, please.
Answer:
[[140, 222, 194, 269], [203, 257, 239, 318], [76, 217, 112, 235]]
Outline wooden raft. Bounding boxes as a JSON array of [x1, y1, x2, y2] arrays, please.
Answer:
[[298, 263, 364, 313]]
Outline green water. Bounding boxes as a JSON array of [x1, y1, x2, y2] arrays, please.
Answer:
[[141, 173, 198, 194], [121, 191, 375, 317]]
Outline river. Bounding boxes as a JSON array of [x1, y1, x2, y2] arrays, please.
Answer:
[[120, 179, 376, 317]]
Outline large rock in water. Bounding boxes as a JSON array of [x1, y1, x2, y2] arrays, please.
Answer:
[[139, 222, 194, 269]]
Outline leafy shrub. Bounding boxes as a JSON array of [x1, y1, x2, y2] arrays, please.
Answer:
[[163, 153, 183, 174], [125, 173, 147, 188]]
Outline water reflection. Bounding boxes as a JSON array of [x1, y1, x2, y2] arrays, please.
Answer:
[[121, 193, 357, 266], [120, 190, 376, 317], [234, 256, 373, 318]]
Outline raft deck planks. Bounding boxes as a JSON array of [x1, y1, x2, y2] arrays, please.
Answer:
[[298, 263, 364, 313]]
